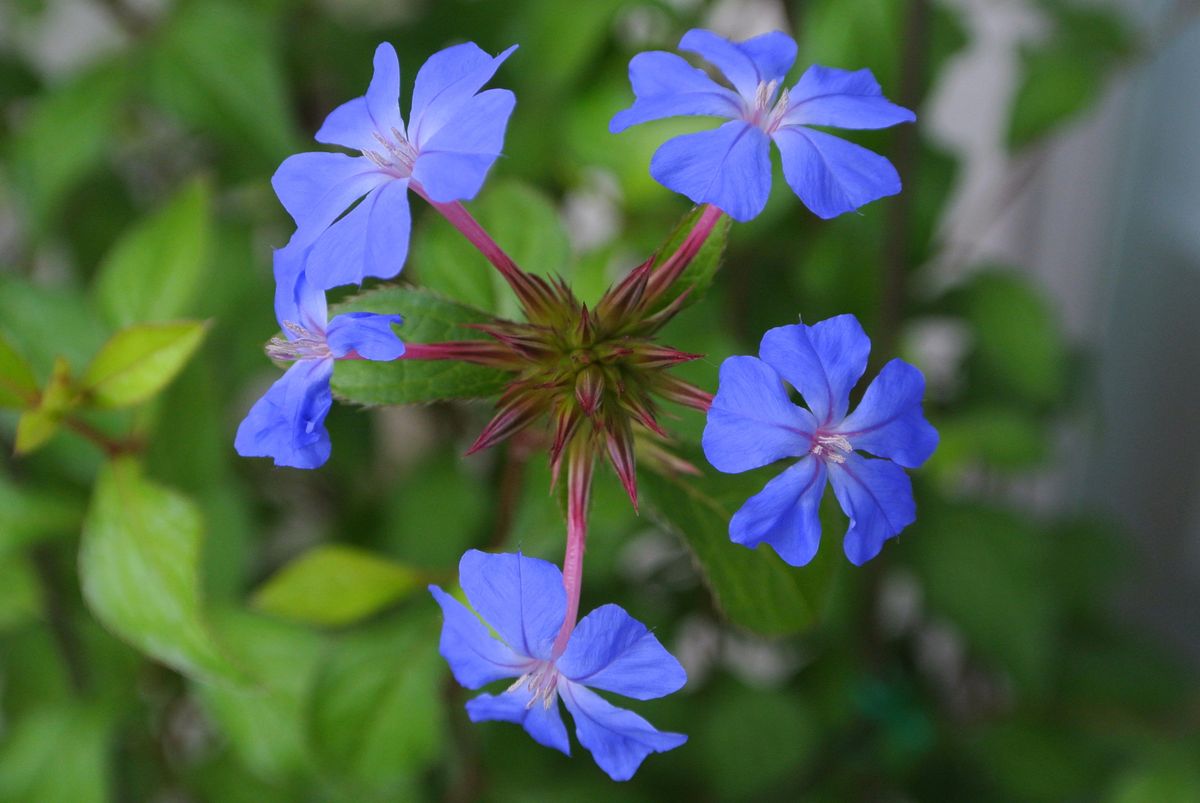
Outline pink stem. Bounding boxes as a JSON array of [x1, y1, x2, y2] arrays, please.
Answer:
[[398, 341, 515, 366], [552, 445, 594, 657], [411, 183, 526, 288], [645, 204, 725, 301]]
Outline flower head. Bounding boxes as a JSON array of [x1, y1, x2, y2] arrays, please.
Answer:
[[702, 314, 938, 565], [610, 29, 915, 221], [430, 550, 687, 781], [235, 247, 404, 469], [272, 42, 517, 290]]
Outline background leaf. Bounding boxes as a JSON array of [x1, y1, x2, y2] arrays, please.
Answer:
[[0, 330, 38, 409], [79, 458, 242, 683], [81, 321, 209, 409]]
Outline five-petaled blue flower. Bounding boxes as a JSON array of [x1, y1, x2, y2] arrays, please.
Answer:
[[235, 246, 405, 469], [702, 314, 937, 565], [610, 29, 915, 222], [430, 550, 687, 781], [273, 41, 516, 291]]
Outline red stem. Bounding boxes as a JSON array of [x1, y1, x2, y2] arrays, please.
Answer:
[[411, 183, 526, 288], [645, 204, 725, 302], [552, 444, 594, 657]]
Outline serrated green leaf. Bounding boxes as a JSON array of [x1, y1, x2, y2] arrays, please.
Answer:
[[413, 179, 573, 318], [648, 205, 731, 314], [196, 610, 325, 781], [8, 61, 128, 233], [15, 356, 77, 455], [79, 458, 243, 683], [0, 330, 38, 409], [641, 450, 839, 636], [0, 703, 112, 803], [81, 321, 209, 408], [252, 545, 421, 627], [330, 285, 508, 406], [94, 179, 212, 327], [307, 614, 445, 791]]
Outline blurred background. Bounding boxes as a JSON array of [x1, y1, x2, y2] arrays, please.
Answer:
[[1, 0, 1198, 800]]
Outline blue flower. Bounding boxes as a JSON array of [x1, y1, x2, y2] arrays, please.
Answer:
[[430, 550, 687, 781], [610, 29, 915, 221], [702, 314, 937, 565], [272, 41, 516, 290], [235, 247, 404, 469]]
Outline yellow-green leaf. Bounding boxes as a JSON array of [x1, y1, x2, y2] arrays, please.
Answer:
[[79, 458, 243, 683], [14, 357, 77, 455], [0, 331, 38, 409], [81, 321, 209, 409], [94, 179, 213, 327], [252, 544, 422, 627]]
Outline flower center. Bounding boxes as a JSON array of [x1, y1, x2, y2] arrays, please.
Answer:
[[362, 128, 418, 177], [810, 432, 853, 464], [749, 80, 791, 134], [266, 321, 331, 361], [507, 660, 562, 710]]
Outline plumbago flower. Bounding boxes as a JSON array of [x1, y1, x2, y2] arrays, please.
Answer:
[[702, 315, 938, 565], [234, 247, 404, 469], [430, 550, 687, 781], [610, 29, 914, 221], [273, 41, 516, 290]]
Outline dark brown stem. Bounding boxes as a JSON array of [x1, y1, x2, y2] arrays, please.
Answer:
[[63, 416, 142, 457], [876, 0, 931, 365]]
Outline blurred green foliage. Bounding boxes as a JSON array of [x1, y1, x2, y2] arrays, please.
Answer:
[[1, 0, 1197, 801]]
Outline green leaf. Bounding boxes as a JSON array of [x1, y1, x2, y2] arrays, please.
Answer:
[[330, 285, 509, 406], [412, 179, 572, 318], [252, 545, 422, 627], [0, 703, 112, 803], [195, 611, 325, 781], [94, 179, 213, 327], [148, 0, 298, 162], [648, 205, 731, 314], [7, 61, 128, 233], [926, 406, 1049, 483], [0, 475, 84, 556], [307, 613, 445, 791], [0, 554, 42, 632], [949, 270, 1067, 406], [81, 321, 209, 408], [641, 451, 840, 636], [79, 458, 242, 683], [15, 356, 77, 455], [0, 330, 38, 409], [0, 276, 107, 375]]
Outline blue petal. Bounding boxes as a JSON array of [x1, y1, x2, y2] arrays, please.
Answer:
[[272, 248, 327, 334], [326, 312, 404, 361], [458, 550, 565, 662], [315, 43, 406, 151], [466, 690, 570, 755], [836, 359, 938, 468], [306, 179, 412, 290], [783, 65, 916, 130], [408, 43, 517, 148], [429, 585, 532, 688], [758, 315, 871, 427], [609, 51, 742, 133], [679, 29, 796, 100], [272, 152, 388, 250], [559, 682, 687, 782], [412, 88, 515, 202], [771, 125, 902, 219], [729, 456, 827, 567], [827, 453, 916, 565], [557, 604, 686, 701], [702, 356, 816, 473], [234, 358, 334, 470], [650, 120, 771, 222]]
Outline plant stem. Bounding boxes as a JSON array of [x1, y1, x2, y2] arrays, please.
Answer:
[[412, 184, 527, 287], [646, 204, 725, 301], [552, 443, 594, 657]]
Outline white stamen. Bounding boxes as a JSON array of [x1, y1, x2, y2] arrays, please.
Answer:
[[749, 80, 791, 134], [265, 321, 331, 361], [811, 433, 853, 464], [362, 129, 418, 176], [511, 661, 561, 710]]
